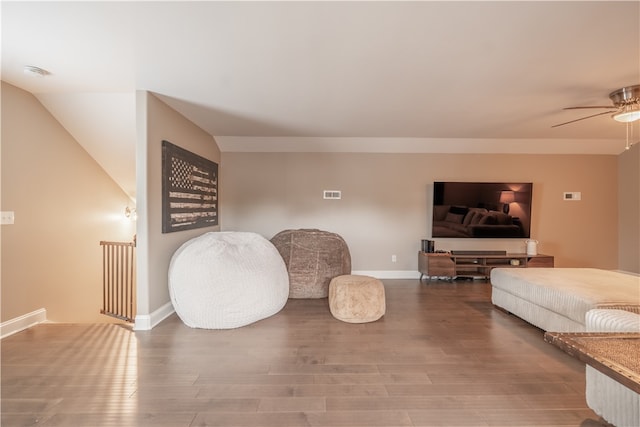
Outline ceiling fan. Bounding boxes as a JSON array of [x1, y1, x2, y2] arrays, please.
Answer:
[[552, 84, 640, 128]]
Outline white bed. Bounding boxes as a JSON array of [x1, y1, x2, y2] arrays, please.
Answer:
[[490, 268, 640, 332]]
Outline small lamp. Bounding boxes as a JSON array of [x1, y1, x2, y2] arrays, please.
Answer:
[[499, 191, 515, 214]]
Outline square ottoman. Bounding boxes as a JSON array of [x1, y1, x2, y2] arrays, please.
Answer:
[[328, 275, 385, 323]]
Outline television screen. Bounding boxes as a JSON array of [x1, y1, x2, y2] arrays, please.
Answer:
[[432, 182, 533, 238]]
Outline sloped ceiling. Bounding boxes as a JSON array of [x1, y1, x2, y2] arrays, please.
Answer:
[[2, 1, 639, 200]]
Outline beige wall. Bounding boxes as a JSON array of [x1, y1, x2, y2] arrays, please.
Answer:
[[2, 82, 633, 328], [220, 152, 619, 271], [618, 143, 640, 273], [1, 82, 136, 323], [135, 92, 220, 326]]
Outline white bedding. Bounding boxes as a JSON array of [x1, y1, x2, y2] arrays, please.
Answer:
[[491, 268, 640, 331]]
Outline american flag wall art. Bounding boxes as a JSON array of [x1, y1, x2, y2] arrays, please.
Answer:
[[161, 140, 218, 233]]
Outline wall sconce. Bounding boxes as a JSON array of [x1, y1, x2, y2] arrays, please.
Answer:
[[499, 191, 515, 214], [124, 206, 137, 220]]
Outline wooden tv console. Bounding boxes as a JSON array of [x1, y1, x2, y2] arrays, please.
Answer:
[[418, 251, 554, 280]]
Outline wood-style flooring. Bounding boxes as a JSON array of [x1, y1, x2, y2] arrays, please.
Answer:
[[1, 280, 610, 427]]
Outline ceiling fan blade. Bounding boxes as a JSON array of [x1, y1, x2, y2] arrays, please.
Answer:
[[551, 110, 617, 128], [563, 105, 617, 110]]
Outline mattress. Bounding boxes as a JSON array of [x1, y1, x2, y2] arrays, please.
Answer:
[[490, 268, 640, 327], [492, 287, 585, 332]]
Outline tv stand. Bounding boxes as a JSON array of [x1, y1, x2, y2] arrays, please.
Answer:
[[418, 251, 554, 280]]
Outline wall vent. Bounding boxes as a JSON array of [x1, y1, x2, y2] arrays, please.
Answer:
[[323, 190, 341, 200]]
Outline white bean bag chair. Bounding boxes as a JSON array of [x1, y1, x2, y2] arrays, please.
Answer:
[[169, 232, 289, 329]]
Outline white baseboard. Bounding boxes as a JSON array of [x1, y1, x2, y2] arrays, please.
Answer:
[[1, 308, 47, 339], [133, 301, 175, 331], [352, 270, 421, 279], [614, 270, 640, 277]]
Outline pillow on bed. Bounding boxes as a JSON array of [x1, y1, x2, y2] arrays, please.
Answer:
[[445, 212, 465, 224], [463, 210, 479, 225], [478, 213, 497, 225], [489, 210, 512, 225], [470, 212, 484, 224]]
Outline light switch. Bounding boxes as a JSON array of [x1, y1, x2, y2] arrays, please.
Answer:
[[1, 211, 15, 225]]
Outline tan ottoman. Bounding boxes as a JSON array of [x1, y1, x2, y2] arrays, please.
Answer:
[[328, 275, 385, 323]]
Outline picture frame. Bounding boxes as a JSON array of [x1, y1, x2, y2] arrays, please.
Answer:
[[161, 140, 218, 233]]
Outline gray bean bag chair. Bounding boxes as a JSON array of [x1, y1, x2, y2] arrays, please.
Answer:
[[270, 229, 351, 298]]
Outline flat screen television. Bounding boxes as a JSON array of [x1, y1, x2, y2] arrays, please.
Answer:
[[432, 182, 533, 238]]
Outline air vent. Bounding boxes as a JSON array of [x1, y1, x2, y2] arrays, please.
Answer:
[[323, 190, 341, 200]]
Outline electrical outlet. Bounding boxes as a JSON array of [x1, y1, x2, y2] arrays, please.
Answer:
[[1, 211, 15, 225], [391, 254, 397, 263]]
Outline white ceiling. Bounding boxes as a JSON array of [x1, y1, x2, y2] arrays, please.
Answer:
[[2, 1, 639, 199]]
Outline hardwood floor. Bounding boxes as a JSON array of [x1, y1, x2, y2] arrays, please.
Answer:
[[2, 280, 610, 427]]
